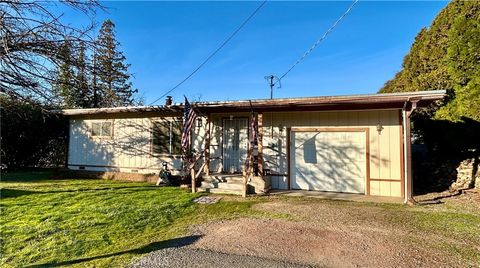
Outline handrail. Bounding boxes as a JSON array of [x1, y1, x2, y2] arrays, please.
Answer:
[[188, 150, 205, 193], [242, 146, 255, 197]]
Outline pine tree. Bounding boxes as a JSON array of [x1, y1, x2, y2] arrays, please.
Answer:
[[92, 48, 100, 108], [54, 41, 76, 108], [95, 19, 137, 107], [75, 43, 91, 108]]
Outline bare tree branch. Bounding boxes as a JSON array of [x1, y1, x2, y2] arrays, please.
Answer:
[[0, 0, 102, 104]]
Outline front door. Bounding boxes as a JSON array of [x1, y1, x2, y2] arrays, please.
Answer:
[[222, 118, 249, 173]]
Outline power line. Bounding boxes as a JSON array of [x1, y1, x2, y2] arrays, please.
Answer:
[[149, 0, 268, 105], [275, 0, 359, 83]]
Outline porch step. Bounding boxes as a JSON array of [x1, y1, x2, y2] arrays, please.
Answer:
[[199, 173, 245, 195], [202, 174, 244, 183], [197, 187, 243, 195], [200, 180, 243, 190]]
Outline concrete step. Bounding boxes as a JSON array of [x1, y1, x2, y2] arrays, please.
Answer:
[[200, 181, 243, 190], [197, 187, 243, 195], [202, 174, 244, 183]]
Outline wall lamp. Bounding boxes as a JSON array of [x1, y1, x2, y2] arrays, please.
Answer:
[[376, 123, 384, 134]]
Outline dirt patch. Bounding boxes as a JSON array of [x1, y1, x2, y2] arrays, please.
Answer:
[[189, 198, 478, 268], [192, 218, 443, 268], [415, 189, 480, 215]]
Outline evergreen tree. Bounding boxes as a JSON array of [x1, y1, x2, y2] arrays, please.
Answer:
[[54, 41, 77, 108], [380, 0, 480, 121], [91, 48, 100, 108], [95, 19, 137, 107], [75, 43, 91, 108]]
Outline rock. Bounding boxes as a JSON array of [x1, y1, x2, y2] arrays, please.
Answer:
[[450, 158, 479, 191]]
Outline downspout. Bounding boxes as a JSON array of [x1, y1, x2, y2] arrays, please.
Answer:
[[402, 98, 418, 204], [402, 102, 408, 203]]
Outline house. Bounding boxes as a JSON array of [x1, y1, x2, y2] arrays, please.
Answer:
[[61, 90, 446, 203]]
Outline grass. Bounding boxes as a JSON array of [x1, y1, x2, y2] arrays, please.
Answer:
[[0, 171, 276, 267], [1, 171, 479, 267]]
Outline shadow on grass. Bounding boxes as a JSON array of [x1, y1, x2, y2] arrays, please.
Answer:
[[1, 185, 165, 198], [1, 188, 39, 198], [416, 190, 463, 205], [1, 170, 56, 182], [25, 235, 202, 267]]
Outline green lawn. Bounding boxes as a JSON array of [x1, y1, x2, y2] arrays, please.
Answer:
[[1, 171, 479, 267], [0, 171, 274, 267]]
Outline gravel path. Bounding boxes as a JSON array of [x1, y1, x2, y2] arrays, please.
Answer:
[[131, 247, 313, 268]]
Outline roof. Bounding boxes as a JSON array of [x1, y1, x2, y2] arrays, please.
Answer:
[[60, 90, 447, 116], [60, 105, 183, 116]]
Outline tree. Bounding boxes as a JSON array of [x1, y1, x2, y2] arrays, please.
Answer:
[[95, 19, 137, 107], [0, 0, 101, 104], [75, 43, 92, 108], [0, 95, 68, 169], [380, 0, 480, 121], [53, 41, 76, 108]]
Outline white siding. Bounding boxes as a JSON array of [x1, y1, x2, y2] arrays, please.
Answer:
[[68, 116, 200, 175]]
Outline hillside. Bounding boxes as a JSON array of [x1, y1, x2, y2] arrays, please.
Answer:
[[379, 0, 480, 121]]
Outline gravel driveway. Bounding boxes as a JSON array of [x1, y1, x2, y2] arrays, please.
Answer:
[[133, 196, 479, 268], [131, 247, 312, 268]]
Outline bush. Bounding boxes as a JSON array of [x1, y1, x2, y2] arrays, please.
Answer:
[[0, 97, 68, 170]]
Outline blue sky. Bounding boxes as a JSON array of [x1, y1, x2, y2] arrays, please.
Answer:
[[62, 1, 448, 104]]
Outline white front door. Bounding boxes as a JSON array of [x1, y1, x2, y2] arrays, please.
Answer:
[[291, 130, 367, 194], [223, 118, 249, 173]]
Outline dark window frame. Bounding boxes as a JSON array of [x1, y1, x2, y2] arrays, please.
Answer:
[[151, 119, 183, 156], [90, 121, 113, 138]]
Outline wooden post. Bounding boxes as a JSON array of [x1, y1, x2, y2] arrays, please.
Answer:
[[257, 113, 263, 176], [242, 164, 248, 198], [404, 101, 417, 204], [191, 167, 196, 193], [204, 115, 211, 176], [286, 127, 291, 190]]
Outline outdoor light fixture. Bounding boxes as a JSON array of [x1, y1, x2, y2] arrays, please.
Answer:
[[230, 115, 234, 120], [376, 123, 384, 134], [196, 118, 202, 128], [278, 124, 284, 132]]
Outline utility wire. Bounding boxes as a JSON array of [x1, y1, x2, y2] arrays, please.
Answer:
[[277, 0, 358, 81], [149, 0, 268, 105]]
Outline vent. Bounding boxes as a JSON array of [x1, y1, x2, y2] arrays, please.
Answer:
[[79, 166, 85, 170], [131, 169, 139, 173]]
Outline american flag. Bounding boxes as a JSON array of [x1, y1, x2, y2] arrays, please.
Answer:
[[181, 97, 197, 151], [251, 111, 257, 145]]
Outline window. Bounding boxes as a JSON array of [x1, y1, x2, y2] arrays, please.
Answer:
[[152, 120, 182, 155], [91, 121, 113, 137]]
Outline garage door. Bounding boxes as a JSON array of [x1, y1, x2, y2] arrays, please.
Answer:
[[291, 130, 367, 194]]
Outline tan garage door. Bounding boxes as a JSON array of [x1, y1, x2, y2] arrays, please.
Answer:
[[291, 130, 367, 194]]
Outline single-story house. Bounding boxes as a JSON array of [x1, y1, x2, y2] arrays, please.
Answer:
[[61, 90, 446, 203]]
